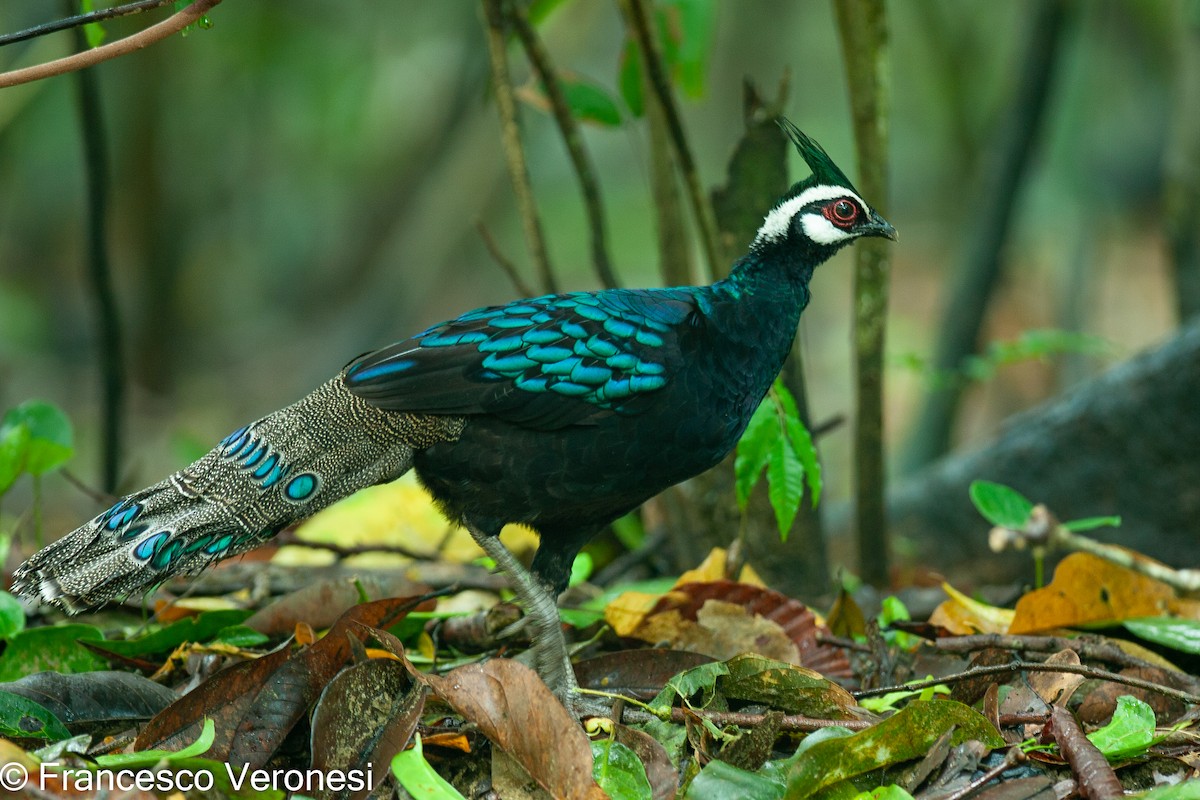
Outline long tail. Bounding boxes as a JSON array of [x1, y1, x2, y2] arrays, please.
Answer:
[[12, 378, 462, 613]]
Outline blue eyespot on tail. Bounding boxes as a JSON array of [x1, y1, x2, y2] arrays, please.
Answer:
[[284, 472, 320, 503]]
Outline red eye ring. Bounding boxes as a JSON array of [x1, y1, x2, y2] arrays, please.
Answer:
[[825, 199, 859, 227]]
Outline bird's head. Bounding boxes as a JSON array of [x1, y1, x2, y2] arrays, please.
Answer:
[[751, 120, 897, 257]]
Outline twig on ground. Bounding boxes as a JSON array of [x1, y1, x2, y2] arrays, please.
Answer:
[[856, 660, 1200, 707]]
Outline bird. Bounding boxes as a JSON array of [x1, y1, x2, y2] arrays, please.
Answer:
[[12, 121, 895, 709]]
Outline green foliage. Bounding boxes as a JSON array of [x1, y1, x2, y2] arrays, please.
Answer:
[[684, 759, 783, 800], [174, 0, 214, 35], [618, 0, 715, 116], [95, 718, 215, 768], [569, 551, 594, 587], [91, 609, 253, 658], [0, 423, 32, 497], [1061, 515, 1122, 532], [735, 379, 822, 540], [392, 734, 468, 800], [1085, 695, 1166, 761], [78, 0, 107, 48], [968, 480, 1122, 534], [560, 76, 623, 127], [1124, 618, 1200, 655], [896, 329, 1111, 389], [0, 690, 71, 741], [0, 591, 25, 640], [0, 400, 74, 481], [968, 480, 1034, 529], [592, 737, 652, 799], [858, 679, 950, 713], [0, 624, 106, 682]]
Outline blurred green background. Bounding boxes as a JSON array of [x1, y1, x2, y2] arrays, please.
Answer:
[[0, 1, 1188, 543]]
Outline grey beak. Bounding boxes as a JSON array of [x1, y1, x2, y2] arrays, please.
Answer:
[[863, 211, 898, 242]]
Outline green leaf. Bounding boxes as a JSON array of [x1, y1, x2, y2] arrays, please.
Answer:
[[1124, 617, 1200, 655], [560, 76, 622, 127], [78, 0, 107, 48], [611, 511, 646, 550], [592, 738, 652, 800], [852, 787, 916, 800], [968, 480, 1033, 529], [569, 551, 594, 587], [2, 401, 74, 476], [783, 416, 821, 508], [210, 624, 271, 648], [1086, 695, 1164, 760], [558, 607, 604, 628], [0, 624, 106, 681], [1062, 515, 1121, 532], [654, 659, 731, 710], [684, 759, 784, 800], [95, 718, 215, 768], [785, 700, 1003, 797], [392, 734, 468, 800], [528, 0, 573, 26], [658, 0, 714, 98], [0, 690, 71, 741], [89, 609, 252, 658], [773, 384, 822, 508], [766, 435, 804, 539], [734, 400, 777, 509], [617, 38, 644, 117], [0, 591, 25, 640], [0, 422, 31, 496], [1134, 782, 1200, 799]]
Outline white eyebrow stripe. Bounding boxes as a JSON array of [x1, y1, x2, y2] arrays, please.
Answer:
[[753, 185, 871, 244]]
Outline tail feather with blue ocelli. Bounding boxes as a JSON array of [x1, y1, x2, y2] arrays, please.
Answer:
[[12, 378, 463, 612]]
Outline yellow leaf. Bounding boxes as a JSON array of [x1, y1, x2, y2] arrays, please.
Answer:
[[1009, 552, 1174, 634], [929, 583, 1014, 635]]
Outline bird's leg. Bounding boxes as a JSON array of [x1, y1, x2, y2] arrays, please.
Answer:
[[465, 523, 579, 706]]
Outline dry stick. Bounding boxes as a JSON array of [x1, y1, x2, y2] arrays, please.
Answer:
[[274, 528, 435, 562], [0, 0, 176, 47], [70, 19, 124, 494], [0, 0, 222, 89], [934, 633, 1180, 672], [481, 0, 557, 294], [942, 748, 1027, 800], [1044, 706, 1125, 800], [620, 0, 721, 280], [833, 0, 892, 589], [507, 1, 619, 289], [620, 706, 872, 733], [856, 661, 1200, 707], [476, 221, 537, 297]]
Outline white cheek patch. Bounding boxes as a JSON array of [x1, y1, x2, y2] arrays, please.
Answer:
[[753, 184, 871, 245], [800, 213, 852, 245]]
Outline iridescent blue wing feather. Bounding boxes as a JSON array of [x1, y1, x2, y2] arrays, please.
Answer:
[[344, 288, 707, 429]]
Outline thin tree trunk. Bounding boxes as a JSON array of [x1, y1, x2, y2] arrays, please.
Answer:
[[834, 0, 892, 587], [900, 0, 1069, 472]]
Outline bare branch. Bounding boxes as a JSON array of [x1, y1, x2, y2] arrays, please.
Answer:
[[0, 0, 176, 48], [834, 0, 892, 587], [507, 1, 619, 289], [481, 0, 557, 294], [475, 220, 537, 298], [0, 0, 222, 90], [620, 0, 722, 279]]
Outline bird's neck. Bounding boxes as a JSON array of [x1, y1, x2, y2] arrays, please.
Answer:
[[714, 249, 815, 329], [703, 250, 817, 387]]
